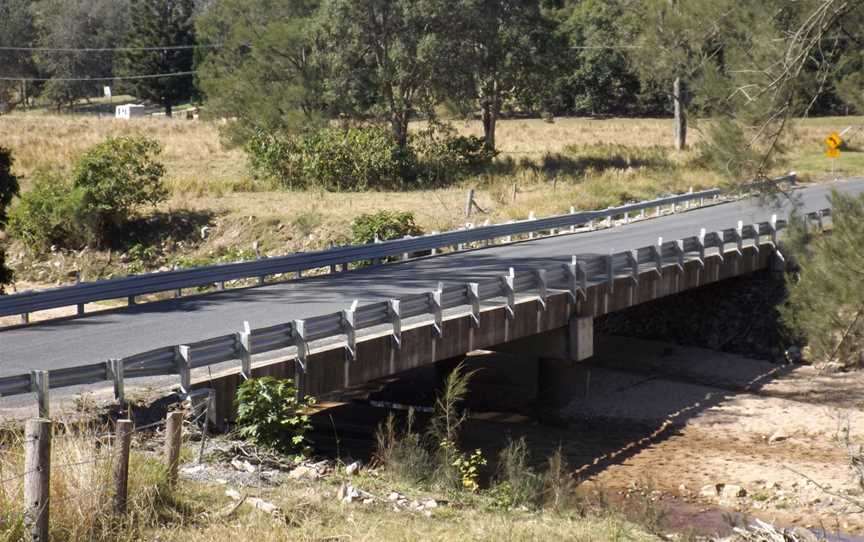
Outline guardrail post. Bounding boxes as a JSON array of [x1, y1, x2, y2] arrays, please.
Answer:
[[127, 296, 135, 306], [431, 231, 440, 254], [750, 223, 761, 255], [293, 320, 307, 372], [604, 213, 612, 228], [675, 240, 685, 272], [108, 358, 125, 405], [467, 283, 481, 327], [535, 269, 548, 311], [342, 300, 358, 361], [175, 345, 192, 394], [605, 252, 614, 292], [388, 299, 402, 348], [697, 228, 706, 266], [24, 418, 51, 542], [655, 205, 661, 217], [75, 271, 84, 316], [736, 221, 744, 255], [654, 237, 664, 276], [237, 321, 252, 380], [816, 209, 824, 231], [21, 312, 29, 324], [173, 264, 182, 298], [628, 250, 639, 284], [563, 256, 584, 302], [624, 211, 630, 224], [640, 208, 646, 219], [502, 268, 516, 320], [430, 283, 444, 338], [528, 212, 536, 239], [769, 214, 778, 245], [30, 370, 49, 418], [570, 207, 577, 232]]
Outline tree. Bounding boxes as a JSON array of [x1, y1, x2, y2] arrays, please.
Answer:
[[119, 0, 197, 117], [32, 0, 130, 109], [0, 147, 21, 292], [318, 0, 457, 150], [195, 0, 324, 146], [455, 0, 560, 151], [0, 0, 37, 109]]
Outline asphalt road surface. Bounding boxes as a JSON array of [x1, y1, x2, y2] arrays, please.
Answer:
[[2, 179, 862, 377]]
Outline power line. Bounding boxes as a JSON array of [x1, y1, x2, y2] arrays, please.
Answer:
[[0, 44, 221, 53], [0, 71, 196, 82]]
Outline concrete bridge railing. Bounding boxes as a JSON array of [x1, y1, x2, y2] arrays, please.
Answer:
[[1, 206, 829, 421]]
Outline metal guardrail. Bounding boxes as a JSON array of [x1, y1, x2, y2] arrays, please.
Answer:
[[0, 185, 739, 319], [0, 205, 832, 411]]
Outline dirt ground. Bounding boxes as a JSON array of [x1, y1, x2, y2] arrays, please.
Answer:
[[562, 335, 864, 536]]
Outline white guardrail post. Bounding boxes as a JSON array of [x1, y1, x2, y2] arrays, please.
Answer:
[[176, 345, 192, 394], [237, 321, 252, 380], [388, 299, 402, 348], [30, 370, 49, 418], [502, 268, 516, 320], [697, 228, 706, 267], [342, 300, 358, 361], [654, 237, 663, 276], [430, 284, 444, 338], [534, 269, 548, 311], [109, 358, 125, 405], [467, 283, 481, 328]]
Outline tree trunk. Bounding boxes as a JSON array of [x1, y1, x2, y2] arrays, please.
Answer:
[[673, 76, 686, 151], [482, 101, 497, 151], [391, 112, 409, 151]]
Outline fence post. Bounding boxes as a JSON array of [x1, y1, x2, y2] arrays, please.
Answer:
[[113, 419, 132, 514], [165, 411, 183, 488], [465, 188, 475, 217], [24, 418, 51, 542], [30, 371, 49, 418]]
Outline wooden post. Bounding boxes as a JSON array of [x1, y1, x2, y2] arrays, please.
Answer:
[[113, 420, 133, 514], [511, 182, 517, 202], [165, 411, 183, 488], [465, 188, 475, 217], [24, 418, 51, 542]]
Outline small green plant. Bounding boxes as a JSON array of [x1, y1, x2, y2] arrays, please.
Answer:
[[451, 447, 487, 492], [235, 377, 316, 454], [292, 209, 323, 237], [429, 362, 479, 488], [374, 409, 434, 484], [491, 437, 544, 507], [350, 210, 423, 246]]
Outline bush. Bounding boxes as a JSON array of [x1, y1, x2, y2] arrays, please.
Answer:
[[8, 172, 83, 252], [350, 210, 423, 245], [235, 377, 316, 454], [0, 146, 20, 292], [8, 137, 168, 252], [412, 122, 498, 185], [72, 137, 168, 245], [247, 125, 414, 191]]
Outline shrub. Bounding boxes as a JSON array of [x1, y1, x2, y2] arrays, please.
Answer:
[[0, 146, 20, 292], [72, 136, 168, 245], [350, 210, 423, 246], [8, 172, 84, 252], [412, 122, 498, 185], [235, 376, 316, 454], [247, 125, 414, 191], [374, 410, 434, 485]]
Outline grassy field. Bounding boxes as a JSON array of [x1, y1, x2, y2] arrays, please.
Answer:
[[1, 113, 862, 289]]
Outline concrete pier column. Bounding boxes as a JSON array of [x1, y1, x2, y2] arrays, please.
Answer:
[[568, 316, 594, 362]]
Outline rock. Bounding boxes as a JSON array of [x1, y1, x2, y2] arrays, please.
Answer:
[[790, 527, 820, 542], [700, 484, 720, 498], [720, 484, 747, 499], [181, 464, 206, 474], [288, 465, 320, 480], [338, 483, 360, 503], [230, 459, 256, 473], [388, 492, 402, 502], [345, 461, 362, 476], [422, 499, 438, 509], [768, 430, 788, 444], [784, 346, 802, 363], [677, 483, 688, 494]]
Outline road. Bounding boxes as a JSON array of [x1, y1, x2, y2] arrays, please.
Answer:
[[1, 180, 862, 376]]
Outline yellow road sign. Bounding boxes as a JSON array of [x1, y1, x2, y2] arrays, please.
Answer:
[[826, 132, 843, 149], [826, 147, 841, 158]]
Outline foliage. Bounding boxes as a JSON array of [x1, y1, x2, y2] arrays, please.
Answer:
[[118, 0, 196, 116], [374, 410, 434, 485], [195, 0, 324, 146], [428, 362, 479, 488], [235, 377, 316, 454], [0, 0, 36, 107], [7, 172, 81, 252], [781, 190, 864, 369], [0, 146, 19, 228], [350, 211, 423, 246], [450, 447, 487, 493], [72, 137, 168, 246], [246, 126, 413, 190], [412, 122, 498, 185]]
